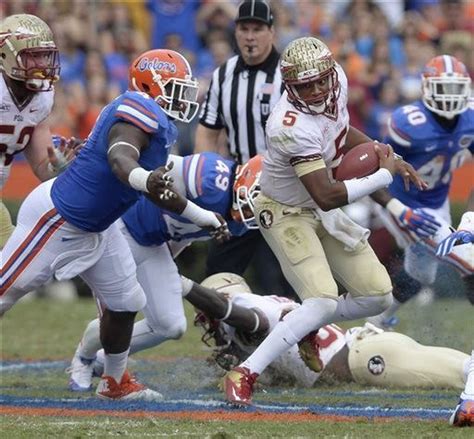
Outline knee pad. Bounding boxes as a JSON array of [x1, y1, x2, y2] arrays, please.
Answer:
[[353, 293, 393, 316], [119, 284, 146, 313], [150, 315, 187, 340]]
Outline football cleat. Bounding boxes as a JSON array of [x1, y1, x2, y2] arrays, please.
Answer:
[[298, 331, 323, 373], [66, 352, 96, 392], [223, 366, 258, 406], [96, 371, 163, 401], [450, 399, 474, 427]]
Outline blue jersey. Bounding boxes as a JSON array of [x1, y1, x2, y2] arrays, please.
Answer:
[[122, 152, 247, 246], [51, 91, 177, 232], [385, 100, 474, 209]]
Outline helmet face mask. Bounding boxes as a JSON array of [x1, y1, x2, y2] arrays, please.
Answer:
[[129, 49, 200, 123], [1, 14, 60, 92], [281, 37, 340, 119], [231, 155, 264, 230], [421, 55, 471, 120]]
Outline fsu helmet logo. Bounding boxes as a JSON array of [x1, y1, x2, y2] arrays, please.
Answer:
[[259, 209, 273, 229], [367, 355, 385, 375]]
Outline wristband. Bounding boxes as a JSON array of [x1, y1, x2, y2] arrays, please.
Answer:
[[343, 168, 393, 203], [386, 198, 406, 218], [180, 275, 194, 297], [217, 299, 233, 321], [128, 167, 151, 193], [250, 311, 260, 333], [181, 201, 221, 228]]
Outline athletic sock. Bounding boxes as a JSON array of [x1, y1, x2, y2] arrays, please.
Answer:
[[241, 297, 337, 374], [76, 318, 101, 360], [103, 349, 130, 383], [335, 293, 393, 322]]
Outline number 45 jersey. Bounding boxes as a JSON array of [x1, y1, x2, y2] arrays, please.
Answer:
[[385, 100, 474, 209]]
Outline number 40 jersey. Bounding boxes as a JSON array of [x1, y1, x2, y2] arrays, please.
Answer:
[[385, 100, 474, 209]]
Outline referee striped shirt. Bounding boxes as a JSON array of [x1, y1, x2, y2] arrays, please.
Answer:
[[199, 47, 283, 164]]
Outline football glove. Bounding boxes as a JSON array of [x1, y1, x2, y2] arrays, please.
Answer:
[[436, 230, 474, 257], [386, 199, 441, 239]]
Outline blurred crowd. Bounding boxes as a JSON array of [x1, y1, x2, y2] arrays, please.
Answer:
[[3, 0, 473, 153]]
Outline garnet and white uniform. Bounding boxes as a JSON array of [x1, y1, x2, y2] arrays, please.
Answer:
[[1, 91, 175, 315], [0, 75, 54, 189], [213, 293, 468, 389], [255, 65, 391, 301], [0, 76, 54, 247]]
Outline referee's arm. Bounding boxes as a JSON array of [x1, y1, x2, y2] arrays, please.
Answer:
[[195, 68, 226, 154], [195, 123, 222, 153]]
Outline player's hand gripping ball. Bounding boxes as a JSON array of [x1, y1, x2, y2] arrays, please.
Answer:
[[335, 141, 390, 181]]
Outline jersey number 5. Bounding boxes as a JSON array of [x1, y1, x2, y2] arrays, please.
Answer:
[[282, 111, 298, 127]]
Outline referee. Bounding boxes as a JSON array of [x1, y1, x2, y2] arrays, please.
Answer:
[[195, 0, 295, 298]]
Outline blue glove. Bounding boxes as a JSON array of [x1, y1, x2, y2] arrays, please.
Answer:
[[386, 199, 441, 240], [398, 208, 441, 239], [436, 230, 474, 257]]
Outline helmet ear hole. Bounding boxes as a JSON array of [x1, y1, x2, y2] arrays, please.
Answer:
[[141, 83, 150, 93]]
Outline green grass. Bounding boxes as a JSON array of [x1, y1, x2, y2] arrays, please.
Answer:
[[1, 297, 473, 438], [1, 416, 471, 438]]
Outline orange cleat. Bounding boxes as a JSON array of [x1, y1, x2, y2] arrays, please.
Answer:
[[96, 370, 163, 401]]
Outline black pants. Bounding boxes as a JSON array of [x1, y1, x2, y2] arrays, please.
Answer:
[[206, 229, 298, 301]]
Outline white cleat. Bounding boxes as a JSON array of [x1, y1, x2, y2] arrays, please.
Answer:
[[66, 352, 96, 392]]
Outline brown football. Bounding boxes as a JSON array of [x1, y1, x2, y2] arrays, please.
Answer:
[[335, 142, 390, 181]]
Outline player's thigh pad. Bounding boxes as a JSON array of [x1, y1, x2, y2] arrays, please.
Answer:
[[255, 194, 338, 300], [348, 332, 468, 389], [80, 222, 146, 313], [322, 233, 392, 297], [0, 200, 14, 249], [1, 181, 103, 308]]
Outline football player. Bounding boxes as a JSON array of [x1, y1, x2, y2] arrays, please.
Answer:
[[437, 206, 474, 427], [221, 36, 428, 406], [1, 48, 227, 400], [0, 14, 80, 248], [66, 153, 262, 392], [366, 55, 473, 328], [185, 273, 469, 391]]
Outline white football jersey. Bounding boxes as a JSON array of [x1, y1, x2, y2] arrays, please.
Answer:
[[221, 293, 347, 387], [0, 75, 54, 188], [261, 64, 349, 208]]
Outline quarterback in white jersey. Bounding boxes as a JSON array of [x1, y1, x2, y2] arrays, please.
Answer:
[[188, 273, 469, 390], [0, 14, 77, 247], [222, 37, 427, 406]]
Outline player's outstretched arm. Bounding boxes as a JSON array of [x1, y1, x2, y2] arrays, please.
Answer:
[[181, 277, 269, 335], [25, 121, 81, 181]]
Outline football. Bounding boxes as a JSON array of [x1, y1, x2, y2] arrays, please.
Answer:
[[335, 141, 390, 181]]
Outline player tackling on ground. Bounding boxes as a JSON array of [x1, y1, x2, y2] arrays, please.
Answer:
[[221, 36, 427, 406]]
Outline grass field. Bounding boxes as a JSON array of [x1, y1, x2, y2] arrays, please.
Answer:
[[1, 296, 473, 438]]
